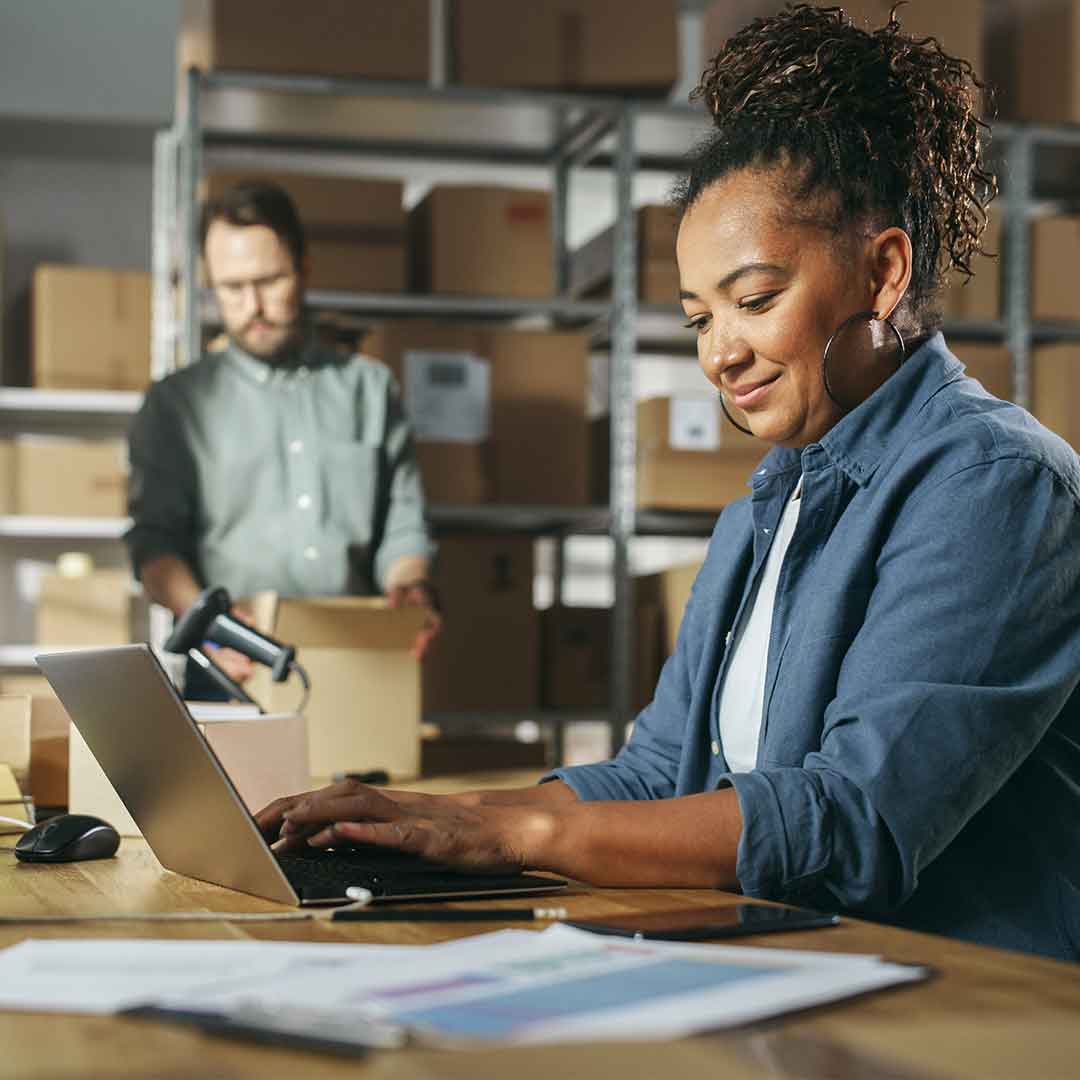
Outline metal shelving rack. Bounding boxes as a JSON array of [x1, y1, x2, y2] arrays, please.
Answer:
[[154, 69, 716, 756], [153, 71, 1080, 754]]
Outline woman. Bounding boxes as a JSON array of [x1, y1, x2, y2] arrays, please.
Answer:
[[257, 6, 1080, 961]]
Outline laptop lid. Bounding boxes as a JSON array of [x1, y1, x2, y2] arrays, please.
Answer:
[[37, 645, 300, 906]]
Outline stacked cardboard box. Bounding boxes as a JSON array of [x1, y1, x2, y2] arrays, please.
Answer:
[[637, 396, 768, 511], [178, 0, 429, 85], [571, 205, 682, 307], [204, 172, 407, 294], [0, 675, 70, 808], [1033, 345, 1080, 451], [1031, 216, 1080, 323], [7, 438, 127, 517], [423, 534, 539, 713], [0, 696, 32, 794], [542, 599, 661, 711], [987, 0, 1080, 123], [35, 568, 143, 647], [33, 266, 151, 391], [410, 187, 553, 299], [250, 595, 427, 781], [455, 1, 678, 92], [366, 322, 604, 506], [957, 344, 1013, 403]]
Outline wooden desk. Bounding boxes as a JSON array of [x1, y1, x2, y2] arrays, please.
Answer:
[[1, 840, 1077, 1080]]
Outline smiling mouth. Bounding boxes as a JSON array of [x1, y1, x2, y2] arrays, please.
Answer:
[[729, 374, 780, 409]]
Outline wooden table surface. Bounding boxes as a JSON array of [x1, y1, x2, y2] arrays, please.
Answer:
[[1, 837, 1077, 1079]]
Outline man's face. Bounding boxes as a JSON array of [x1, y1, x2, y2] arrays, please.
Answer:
[[204, 221, 304, 360]]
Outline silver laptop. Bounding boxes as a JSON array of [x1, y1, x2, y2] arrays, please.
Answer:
[[37, 645, 566, 907]]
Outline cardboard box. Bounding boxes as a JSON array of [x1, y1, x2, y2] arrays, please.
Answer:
[[366, 322, 601, 505], [179, 0, 429, 83], [958, 345, 1013, 402], [204, 172, 406, 294], [420, 734, 548, 776], [13, 437, 127, 517], [410, 187, 553, 299], [455, 0, 678, 92], [0, 676, 71, 808], [36, 569, 144, 646], [1033, 345, 1080, 451], [706, 1, 984, 81], [414, 443, 493, 505], [542, 602, 660, 711], [423, 534, 539, 712], [33, 265, 151, 391], [636, 395, 766, 511], [1032, 216, 1080, 323], [940, 209, 1002, 322], [988, 0, 1080, 123], [251, 595, 426, 780], [0, 695, 32, 791], [653, 560, 703, 659], [0, 440, 14, 514], [69, 707, 310, 837], [571, 205, 682, 306]]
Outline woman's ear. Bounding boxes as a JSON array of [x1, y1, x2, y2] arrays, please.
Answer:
[[869, 227, 913, 320]]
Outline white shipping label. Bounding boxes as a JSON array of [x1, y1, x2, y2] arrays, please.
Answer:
[[668, 397, 720, 451], [403, 351, 491, 443]]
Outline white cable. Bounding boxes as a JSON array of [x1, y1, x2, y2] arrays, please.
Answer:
[[0, 816, 30, 830]]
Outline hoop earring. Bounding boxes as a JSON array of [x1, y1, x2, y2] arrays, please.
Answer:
[[821, 309, 906, 413], [718, 394, 755, 436]]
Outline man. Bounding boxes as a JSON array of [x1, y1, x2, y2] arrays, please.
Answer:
[[126, 181, 439, 687]]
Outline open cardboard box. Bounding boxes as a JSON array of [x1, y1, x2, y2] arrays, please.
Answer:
[[68, 706, 310, 838], [250, 594, 426, 781]]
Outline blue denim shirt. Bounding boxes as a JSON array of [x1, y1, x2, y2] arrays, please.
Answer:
[[549, 335, 1080, 961]]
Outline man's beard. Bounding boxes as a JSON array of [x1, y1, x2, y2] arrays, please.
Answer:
[[228, 314, 303, 363]]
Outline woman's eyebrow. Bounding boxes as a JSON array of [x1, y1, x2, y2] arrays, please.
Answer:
[[679, 261, 786, 302]]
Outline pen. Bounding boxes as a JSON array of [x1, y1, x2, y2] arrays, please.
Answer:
[[332, 770, 390, 785], [332, 906, 568, 923]]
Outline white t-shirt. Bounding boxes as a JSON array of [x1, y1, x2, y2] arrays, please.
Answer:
[[716, 478, 803, 773]]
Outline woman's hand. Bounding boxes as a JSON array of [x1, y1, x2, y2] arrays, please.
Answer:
[[254, 779, 553, 874]]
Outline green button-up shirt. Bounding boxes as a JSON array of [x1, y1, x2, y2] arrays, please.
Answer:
[[125, 338, 432, 599]]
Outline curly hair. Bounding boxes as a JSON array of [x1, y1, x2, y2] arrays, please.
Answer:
[[673, 3, 996, 321]]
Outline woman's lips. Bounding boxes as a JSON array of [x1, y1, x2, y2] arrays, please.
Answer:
[[730, 374, 780, 410]]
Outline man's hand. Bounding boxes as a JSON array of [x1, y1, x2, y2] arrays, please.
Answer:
[[386, 580, 443, 660], [255, 778, 551, 875]]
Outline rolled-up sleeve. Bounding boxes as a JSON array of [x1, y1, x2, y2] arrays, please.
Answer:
[[124, 382, 201, 580], [372, 374, 434, 590], [728, 457, 1080, 913]]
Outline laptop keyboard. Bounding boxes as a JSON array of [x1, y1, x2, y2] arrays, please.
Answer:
[[275, 848, 558, 902]]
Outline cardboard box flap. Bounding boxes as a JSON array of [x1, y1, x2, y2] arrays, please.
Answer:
[[255, 594, 425, 651]]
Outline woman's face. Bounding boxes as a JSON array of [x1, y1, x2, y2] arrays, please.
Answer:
[[676, 168, 879, 448]]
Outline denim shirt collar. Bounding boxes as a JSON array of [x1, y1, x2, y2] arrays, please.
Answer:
[[751, 332, 964, 493]]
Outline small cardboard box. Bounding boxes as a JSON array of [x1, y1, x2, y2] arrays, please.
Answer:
[[251, 595, 426, 780], [423, 534, 539, 712], [542, 601, 660, 711], [33, 265, 151, 391], [571, 205, 682, 307], [410, 187, 553, 299], [36, 569, 145, 647], [0, 676, 72, 808], [178, 0, 429, 84], [0, 695, 32, 791], [1033, 344, 1080, 451], [1031, 216, 1080, 323], [13, 437, 128, 518], [636, 395, 767, 512], [455, 0, 678, 92], [204, 172, 407, 294], [367, 322, 600, 505], [959, 344, 1013, 402], [69, 707, 310, 838], [652, 560, 703, 659]]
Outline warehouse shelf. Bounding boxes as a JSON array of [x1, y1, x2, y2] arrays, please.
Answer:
[[0, 388, 143, 435], [0, 517, 131, 541], [0, 645, 46, 672], [429, 505, 716, 538]]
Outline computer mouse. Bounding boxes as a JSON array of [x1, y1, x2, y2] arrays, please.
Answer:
[[14, 813, 120, 863]]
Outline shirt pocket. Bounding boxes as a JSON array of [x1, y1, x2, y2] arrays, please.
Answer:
[[320, 442, 382, 541]]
